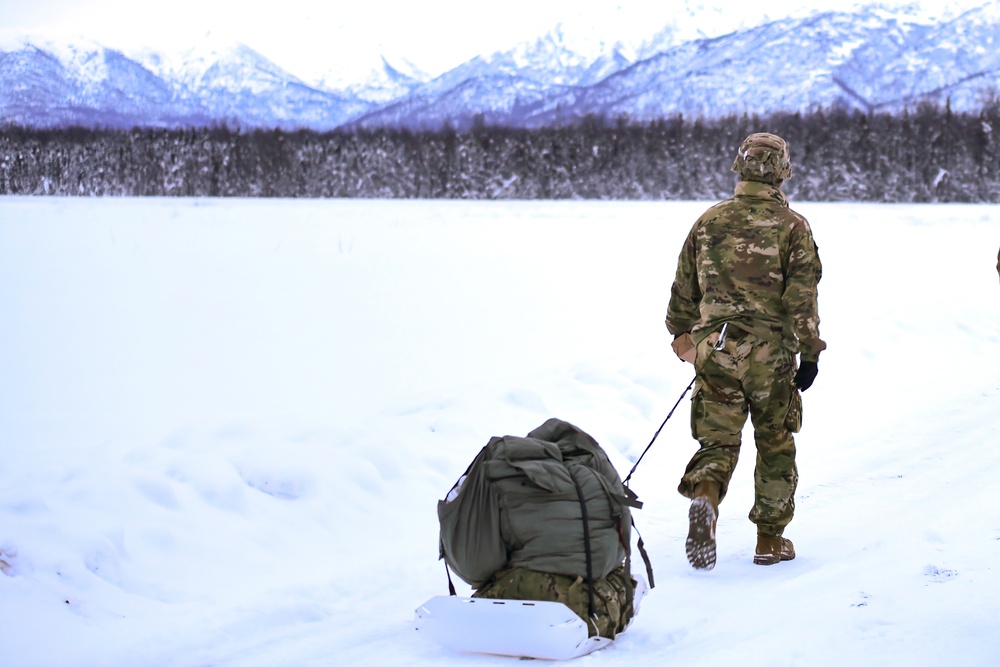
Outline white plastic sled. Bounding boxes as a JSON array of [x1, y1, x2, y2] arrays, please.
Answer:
[[414, 575, 648, 660]]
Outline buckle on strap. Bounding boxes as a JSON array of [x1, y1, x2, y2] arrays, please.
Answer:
[[713, 322, 729, 351]]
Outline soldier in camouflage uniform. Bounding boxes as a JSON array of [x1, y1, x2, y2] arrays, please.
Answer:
[[665, 132, 825, 570]]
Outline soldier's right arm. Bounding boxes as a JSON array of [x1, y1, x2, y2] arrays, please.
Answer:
[[666, 225, 702, 336]]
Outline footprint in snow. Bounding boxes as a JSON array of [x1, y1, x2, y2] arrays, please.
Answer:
[[923, 565, 958, 583]]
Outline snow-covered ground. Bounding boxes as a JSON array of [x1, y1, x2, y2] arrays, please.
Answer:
[[1, 196, 998, 666]]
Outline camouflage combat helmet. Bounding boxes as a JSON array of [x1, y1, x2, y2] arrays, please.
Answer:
[[732, 132, 792, 185]]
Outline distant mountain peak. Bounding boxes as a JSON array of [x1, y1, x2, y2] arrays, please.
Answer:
[[379, 55, 428, 84], [309, 55, 429, 103], [130, 35, 294, 85]]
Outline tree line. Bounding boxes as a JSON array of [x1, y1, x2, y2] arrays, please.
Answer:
[[2, 102, 998, 202]]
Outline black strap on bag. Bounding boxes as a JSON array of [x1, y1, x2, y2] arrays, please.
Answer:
[[443, 553, 457, 596], [631, 518, 655, 589], [566, 465, 597, 623]]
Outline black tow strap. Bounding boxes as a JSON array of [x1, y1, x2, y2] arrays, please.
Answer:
[[615, 375, 702, 592], [623, 375, 696, 487], [624, 324, 731, 487]]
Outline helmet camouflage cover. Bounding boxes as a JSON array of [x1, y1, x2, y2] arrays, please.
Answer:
[[732, 132, 793, 184]]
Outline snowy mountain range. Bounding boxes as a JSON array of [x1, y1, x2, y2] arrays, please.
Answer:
[[2, 2, 999, 131]]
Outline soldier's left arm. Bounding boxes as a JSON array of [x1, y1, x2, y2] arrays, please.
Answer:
[[666, 224, 702, 336], [783, 215, 827, 362]]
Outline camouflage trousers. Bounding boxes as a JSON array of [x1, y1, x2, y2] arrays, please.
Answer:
[[472, 565, 635, 639], [678, 326, 802, 536]]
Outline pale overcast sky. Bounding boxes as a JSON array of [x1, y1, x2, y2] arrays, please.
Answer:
[[0, 0, 984, 80]]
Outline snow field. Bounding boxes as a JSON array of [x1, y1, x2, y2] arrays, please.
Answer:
[[1, 197, 998, 666]]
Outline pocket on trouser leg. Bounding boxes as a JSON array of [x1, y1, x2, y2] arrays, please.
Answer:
[[784, 390, 802, 433], [690, 386, 704, 439]]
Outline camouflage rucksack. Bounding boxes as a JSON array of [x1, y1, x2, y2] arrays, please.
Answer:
[[437, 419, 652, 634]]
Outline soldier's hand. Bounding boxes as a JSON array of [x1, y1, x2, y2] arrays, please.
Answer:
[[671, 332, 696, 364], [794, 361, 818, 391]]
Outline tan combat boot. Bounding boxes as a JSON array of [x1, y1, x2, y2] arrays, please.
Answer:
[[686, 480, 720, 570], [753, 534, 795, 565]]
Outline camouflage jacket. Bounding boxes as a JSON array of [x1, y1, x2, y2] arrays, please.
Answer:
[[666, 181, 826, 361]]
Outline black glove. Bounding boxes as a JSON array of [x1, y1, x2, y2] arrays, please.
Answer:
[[794, 361, 818, 392]]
